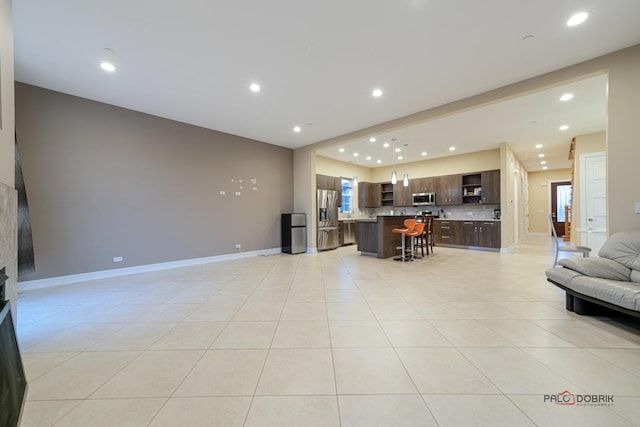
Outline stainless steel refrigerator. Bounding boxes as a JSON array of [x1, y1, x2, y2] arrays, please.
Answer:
[[317, 189, 339, 251], [282, 213, 306, 254]]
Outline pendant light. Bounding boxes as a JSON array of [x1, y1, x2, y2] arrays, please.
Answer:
[[391, 141, 397, 184], [351, 161, 358, 186], [402, 144, 409, 187]]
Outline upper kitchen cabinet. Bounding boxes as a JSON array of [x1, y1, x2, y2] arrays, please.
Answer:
[[481, 170, 500, 205], [316, 174, 341, 191], [461, 170, 500, 205], [316, 174, 330, 190], [435, 174, 462, 206], [316, 174, 342, 206], [411, 177, 436, 194], [334, 176, 342, 207], [380, 182, 394, 207], [358, 182, 381, 208], [393, 182, 412, 207]]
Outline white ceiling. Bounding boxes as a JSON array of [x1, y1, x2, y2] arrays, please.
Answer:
[[316, 74, 607, 171], [13, 1, 640, 170]]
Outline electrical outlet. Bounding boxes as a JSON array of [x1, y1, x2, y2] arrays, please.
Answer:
[[113, 256, 123, 263], [235, 244, 241, 249]]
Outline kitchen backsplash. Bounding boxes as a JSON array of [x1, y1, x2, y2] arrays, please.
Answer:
[[340, 204, 500, 220]]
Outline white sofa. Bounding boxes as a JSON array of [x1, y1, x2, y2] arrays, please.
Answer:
[[545, 230, 640, 317]]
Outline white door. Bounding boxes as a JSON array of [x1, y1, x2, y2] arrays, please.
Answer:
[[580, 152, 607, 255]]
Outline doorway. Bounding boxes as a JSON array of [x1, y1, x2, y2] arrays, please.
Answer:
[[550, 181, 572, 237], [580, 152, 607, 255]]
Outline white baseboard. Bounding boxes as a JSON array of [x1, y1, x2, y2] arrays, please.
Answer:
[[500, 244, 516, 253], [18, 247, 282, 293]]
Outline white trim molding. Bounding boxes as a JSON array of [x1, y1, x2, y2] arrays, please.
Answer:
[[19, 247, 282, 293]]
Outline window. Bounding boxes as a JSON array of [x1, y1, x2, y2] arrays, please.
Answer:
[[556, 184, 572, 222], [340, 178, 353, 213]]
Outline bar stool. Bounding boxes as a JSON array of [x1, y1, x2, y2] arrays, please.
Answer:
[[407, 222, 425, 259], [392, 219, 416, 261], [416, 216, 434, 256]]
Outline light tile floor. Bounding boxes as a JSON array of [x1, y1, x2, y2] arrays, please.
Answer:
[[16, 235, 640, 426]]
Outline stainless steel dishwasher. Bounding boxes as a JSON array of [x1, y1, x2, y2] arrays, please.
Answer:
[[342, 220, 355, 245]]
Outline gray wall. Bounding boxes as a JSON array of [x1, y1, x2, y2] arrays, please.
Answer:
[[16, 83, 293, 281]]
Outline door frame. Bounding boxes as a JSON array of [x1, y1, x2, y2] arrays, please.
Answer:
[[579, 151, 607, 252], [547, 179, 572, 234], [549, 180, 572, 237]]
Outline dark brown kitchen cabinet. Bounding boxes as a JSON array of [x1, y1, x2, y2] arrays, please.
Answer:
[[477, 221, 500, 248], [481, 170, 500, 205], [461, 170, 500, 205], [393, 182, 412, 207], [462, 221, 478, 246], [380, 182, 394, 207], [411, 177, 436, 194], [316, 174, 342, 207], [433, 220, 462, 245], [358, 182, 381, 208], [435, 174, 462, 206], [316, 174, 341, 191], [462, 221, 500, 248], [334, 176, 342, 207], [316, 174, 330, 190]]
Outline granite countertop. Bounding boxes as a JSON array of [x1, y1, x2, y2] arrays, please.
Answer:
[[434, 218, 501, 221]]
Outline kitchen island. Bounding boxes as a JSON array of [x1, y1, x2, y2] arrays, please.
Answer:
[[356, 216, 409, 259], [357, 216, 502, 257]]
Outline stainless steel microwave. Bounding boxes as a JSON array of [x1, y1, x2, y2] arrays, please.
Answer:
[[412, 192, 436, 206]]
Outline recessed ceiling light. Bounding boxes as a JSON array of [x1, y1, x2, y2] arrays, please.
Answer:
[[535, 144, 543, 149], [421, 152, 427, 156], [339, 148, 345, 153], [383, 143, 390, 148], [377, 160, 382, 164], [100, 48, 116, 72], [249, 83, 260, 92], [397, 156, 403, 160], [567, 12, 589, 27], [369, 137, 376, 143], [395, 148, 401, 153], [559, 125, 569, 131], [560, 93, 574, 102], [366, 156, 371, 160], [542, 166, 549, 170], [540, 161, 547, 165], [293, 126, 301, 133], [372, 88, 383, 98], [449, 146, 456, 151], [353, 153, 359, 157], [538, 153, 545, 158], [100, 62, 115, 72]]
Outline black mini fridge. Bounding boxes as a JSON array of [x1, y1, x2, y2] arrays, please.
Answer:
[[282, 213, 306, 254]]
